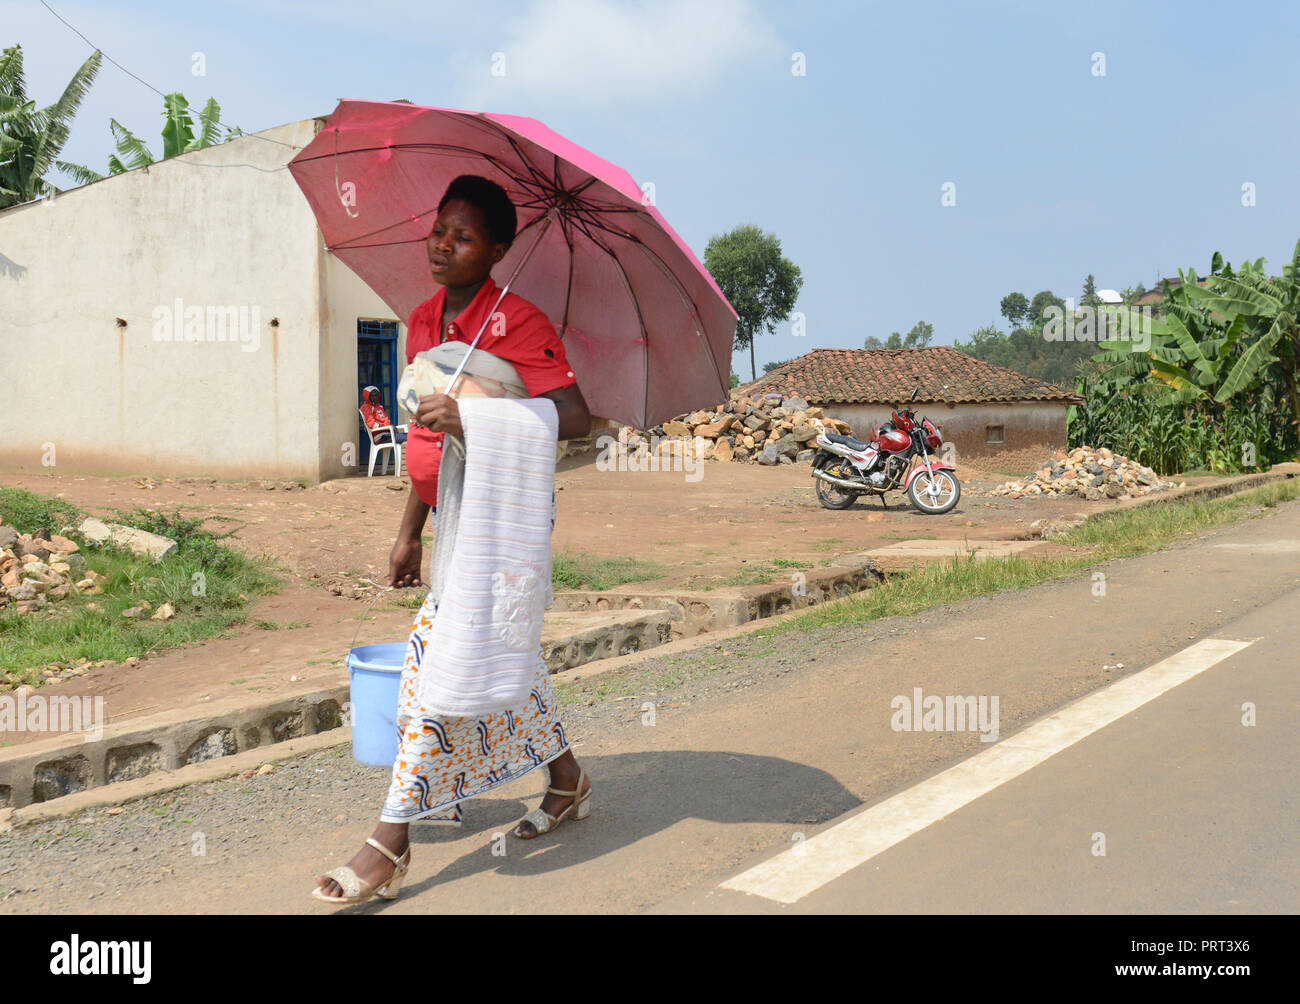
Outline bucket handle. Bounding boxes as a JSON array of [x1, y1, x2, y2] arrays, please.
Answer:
[[349, 580, 398, 659]]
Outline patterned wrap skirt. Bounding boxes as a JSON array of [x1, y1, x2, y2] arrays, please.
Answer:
[[380, 495, 567, 824]]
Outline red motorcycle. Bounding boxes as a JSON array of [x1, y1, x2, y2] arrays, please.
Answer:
[[811, 387, 961, 514]]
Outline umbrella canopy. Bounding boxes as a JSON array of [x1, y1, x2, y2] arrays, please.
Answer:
[[287, 100, 738, 429]]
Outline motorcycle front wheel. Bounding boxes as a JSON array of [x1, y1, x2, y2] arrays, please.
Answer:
[[906, 469, 961, 514], [814, 456, 860, 510]]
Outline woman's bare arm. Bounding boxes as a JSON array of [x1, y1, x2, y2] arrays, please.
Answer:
[[540, 383, 591, 440]]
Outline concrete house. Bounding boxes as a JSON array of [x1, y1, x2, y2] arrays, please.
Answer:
[[740, 347, 1084, 458], [0, 117, 412, 482]]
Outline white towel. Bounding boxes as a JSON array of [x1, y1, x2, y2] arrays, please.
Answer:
[[415, 397, 559, 716]]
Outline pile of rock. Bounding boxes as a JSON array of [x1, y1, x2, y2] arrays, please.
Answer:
[[987, 446, 1184, 501], [0, 525, 102, 614], [608, 393, 854, 466]]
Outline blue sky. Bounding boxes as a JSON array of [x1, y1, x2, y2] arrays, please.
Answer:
[[9, 0, 1300, 377]]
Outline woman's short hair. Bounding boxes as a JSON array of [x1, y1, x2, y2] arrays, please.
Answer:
[[438, 175, 517, 247]]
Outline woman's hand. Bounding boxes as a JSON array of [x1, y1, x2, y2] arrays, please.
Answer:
[[389, 536, 423, 588], [413, 393, 463, 438]]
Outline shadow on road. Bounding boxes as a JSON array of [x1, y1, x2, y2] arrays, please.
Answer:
[[341, 749, 859, 911]]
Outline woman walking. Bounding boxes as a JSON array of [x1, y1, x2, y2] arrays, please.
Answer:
[[314, 175, 594, 905]]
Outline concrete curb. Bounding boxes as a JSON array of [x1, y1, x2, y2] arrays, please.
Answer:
[[551, 561, 880, 638], [0, 728, 351, 832], [0, 682, 350, 811]]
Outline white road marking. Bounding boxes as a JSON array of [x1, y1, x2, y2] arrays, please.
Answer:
[[1214, 540, 1300, 553], [720, 637, 1254, 904]]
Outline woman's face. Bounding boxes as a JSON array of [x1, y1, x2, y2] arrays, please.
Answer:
[[426, 199, 508, 288]]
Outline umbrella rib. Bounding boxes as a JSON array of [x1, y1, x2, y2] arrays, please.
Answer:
[[576, 215, 713, 333], [307, 136, 553, 208], [569, 213, 728, 408], [559, 211, 576, 340], [566, 216, 654, 427]]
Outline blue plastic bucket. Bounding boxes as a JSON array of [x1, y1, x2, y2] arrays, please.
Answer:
[[347, 642, 406, 767]]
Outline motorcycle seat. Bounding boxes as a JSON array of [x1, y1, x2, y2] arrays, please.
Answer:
[[824, 431, 873, 452]]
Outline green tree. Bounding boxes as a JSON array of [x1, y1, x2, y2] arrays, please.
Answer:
[[899, 320, 933, 348], [1120, 283, 1147, 307], [63, 92, 242, 181], [763, 357, 793, 373], [865, 320, 932, 350], [1081, 274, 1100, 308], [1181, 242, 1300, 433], [0, 44, 102, 208], [1027, 290, 1065, 327], [999, 292, 1029, 329], [1079, 248, 1299, 473], [704, 224, 803, 382]]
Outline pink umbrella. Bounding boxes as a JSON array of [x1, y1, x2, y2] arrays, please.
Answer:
[[287, 100, 737, 429]]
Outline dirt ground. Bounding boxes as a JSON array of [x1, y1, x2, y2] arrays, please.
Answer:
[[2, 448, 1108, 591], [0, 451, 1215, 738]]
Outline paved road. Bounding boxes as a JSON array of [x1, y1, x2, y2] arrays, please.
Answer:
[[659, 591, 1299, 913], [2, 499, 1298, 914]]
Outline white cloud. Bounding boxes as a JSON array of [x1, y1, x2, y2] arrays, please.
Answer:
[[454, 0, 785, 110]]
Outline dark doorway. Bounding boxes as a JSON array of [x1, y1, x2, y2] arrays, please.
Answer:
[[357, 319, 400, 469]]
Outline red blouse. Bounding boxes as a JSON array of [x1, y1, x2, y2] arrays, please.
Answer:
[[403, 277, 577, 506]]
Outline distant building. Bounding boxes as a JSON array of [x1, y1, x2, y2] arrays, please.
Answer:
[[739, 347, 1083, 457], [1133, 277, 1208, 308]]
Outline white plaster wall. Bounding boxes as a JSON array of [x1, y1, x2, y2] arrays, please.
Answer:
[[0, 119, 351, 480]]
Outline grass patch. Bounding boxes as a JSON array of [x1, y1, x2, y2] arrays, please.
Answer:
[[254, 619, 309, 631], [551, 550, 666, 591], [812, 537, 845, 551], [1, 494, 280, 682], [0, 488, 83, 535], [718, 565, 778, 587], [763, 479, 1300, 634]]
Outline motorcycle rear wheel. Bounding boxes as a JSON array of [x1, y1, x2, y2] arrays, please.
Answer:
[[814, 457, 860, 510]]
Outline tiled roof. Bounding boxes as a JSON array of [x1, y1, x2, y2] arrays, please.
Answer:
[[739, 347, 1084, 405]]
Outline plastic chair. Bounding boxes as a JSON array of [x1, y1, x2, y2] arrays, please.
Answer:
[[359, 408, 404, 476]]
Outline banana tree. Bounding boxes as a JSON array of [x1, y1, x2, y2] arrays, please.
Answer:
[[63, 92, 242, 182], [0, 44, 102, 207], [1181, 240, 1300, 434]]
